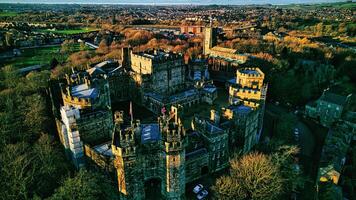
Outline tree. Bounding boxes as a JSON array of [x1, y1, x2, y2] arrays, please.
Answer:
[[274, 113, 298, 143], [49, 169, 118, 200], [50, 58, 59, 69], [319, 182, 343, 200], [271, 145, 305, 194], [212, 152, 283, 200], [0, 142, 36, 200], [79, 42, 86, 51], [96, 39, 109, 55], [61, 40, 76, 54], [31, 134, 71, 198]]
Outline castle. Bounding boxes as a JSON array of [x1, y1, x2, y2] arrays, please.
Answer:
[[49, 25, 267, 199]]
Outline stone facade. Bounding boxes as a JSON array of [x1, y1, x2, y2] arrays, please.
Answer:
[[228, 67, 265, 107], [57, 69, 114, 168], [305, 89, 351, 127], [112, 106, 186, 200], [50, 30, 268, 197], [129, 49, 217, 114], [131, 49, 185, 95], [203, 26, 249, 81]]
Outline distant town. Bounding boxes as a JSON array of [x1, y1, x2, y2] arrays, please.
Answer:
[[0, 1, 355, 200]]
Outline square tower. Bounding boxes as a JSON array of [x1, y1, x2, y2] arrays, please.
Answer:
[[203, 27, 217, 55]]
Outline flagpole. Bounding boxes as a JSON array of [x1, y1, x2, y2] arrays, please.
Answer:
[[130, 101, 133, 125]]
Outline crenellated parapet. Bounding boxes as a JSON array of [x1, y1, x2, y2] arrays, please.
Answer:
[[237, 67, 264, 78], [61, 91, 93, 109]]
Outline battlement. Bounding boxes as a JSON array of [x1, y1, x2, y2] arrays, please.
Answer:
[[237, 67, 264, 78], [119, 129, 136, 145], [112, 145, 137, 158], [62, 93, 92, 109], [165, 141, 184, 152], [230, 87, 261, 95], [132, 49, 182, 64], [165, 128, 183, 142]]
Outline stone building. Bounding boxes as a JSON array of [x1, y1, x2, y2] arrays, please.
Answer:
[[129, 49, 217, 114], [226, 67, 267, 152], [112, 106, 187, 199], [305, 89, 351, 127], [228, 67, 265, 107], [57, 69, 114, 168], [180, 25, 204, 35], [203, 26, 249, 81], [110, 105, 236, 199]]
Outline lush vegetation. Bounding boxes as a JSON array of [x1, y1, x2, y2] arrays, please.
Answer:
[[213, 146, 305, 200], [37, 27, 99, 35], [1, 43, 91, 70], [0, 66, 118, 199], [0, 11, 18, 17]]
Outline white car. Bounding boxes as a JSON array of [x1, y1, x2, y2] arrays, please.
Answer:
[[294, 128, 300, 141], [193, 184, 203, 194], [197, 190, 208, 200]]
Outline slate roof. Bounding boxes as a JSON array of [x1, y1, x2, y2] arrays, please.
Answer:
[[240, 69, 260, 76], [228, 105, 253, 115], [71, 84, 99, 99], [93, 142, 113, 157], [140, 124, 161, 144], [86, 67, 106, 77], [320, 92, 348, 106]]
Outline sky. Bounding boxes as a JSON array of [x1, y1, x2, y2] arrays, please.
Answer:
[[0, 0, 350, 5]]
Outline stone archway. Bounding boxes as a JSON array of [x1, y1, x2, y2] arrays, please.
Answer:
[[144, 178, 163, 200]]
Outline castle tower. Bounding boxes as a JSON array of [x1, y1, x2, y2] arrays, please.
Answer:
[[112, 114, 144, 200], [159, 105, 186, 199], [228, 67, 265, 108]]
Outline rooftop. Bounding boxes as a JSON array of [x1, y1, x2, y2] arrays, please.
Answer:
[[239, 69, 260, 76], [320, 91, 348, 106], [205, 120, 223, 134], [71, 83, 99, 99], [228, 105, 253, 115], [211, 46, 237, 54], [140, 123, 161, 144], [135, 49, 181, 62], [203, 85, 217, 93], [86, 67, 106, 77], [93, 142, 113, 157]]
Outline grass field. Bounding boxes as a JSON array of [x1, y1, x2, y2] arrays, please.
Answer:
[[1, 44, 86, 69], [37, 27, 99, 35], [0, 11, 18, 17]]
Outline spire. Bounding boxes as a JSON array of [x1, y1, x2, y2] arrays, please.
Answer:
[[209, 15, 213, 27]]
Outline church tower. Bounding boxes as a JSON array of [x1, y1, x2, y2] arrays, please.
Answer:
[[159, 105, 186, 199], [203, 20, 217, 55], [112, 112, 144, 200]]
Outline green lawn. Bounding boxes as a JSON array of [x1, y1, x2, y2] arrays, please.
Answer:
[[0, 11, 18, 17], [1, 44, 86, 69], [37, 27, 99, 35]]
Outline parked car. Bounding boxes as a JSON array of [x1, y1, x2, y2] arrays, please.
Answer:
[[197, 190, 208, 200], [193, 184, 203, 194], [294, 128, 300, 142]]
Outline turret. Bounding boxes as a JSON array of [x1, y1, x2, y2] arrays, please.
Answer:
[[159, 105, 186, 199], [112, 113, 144, 200]]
